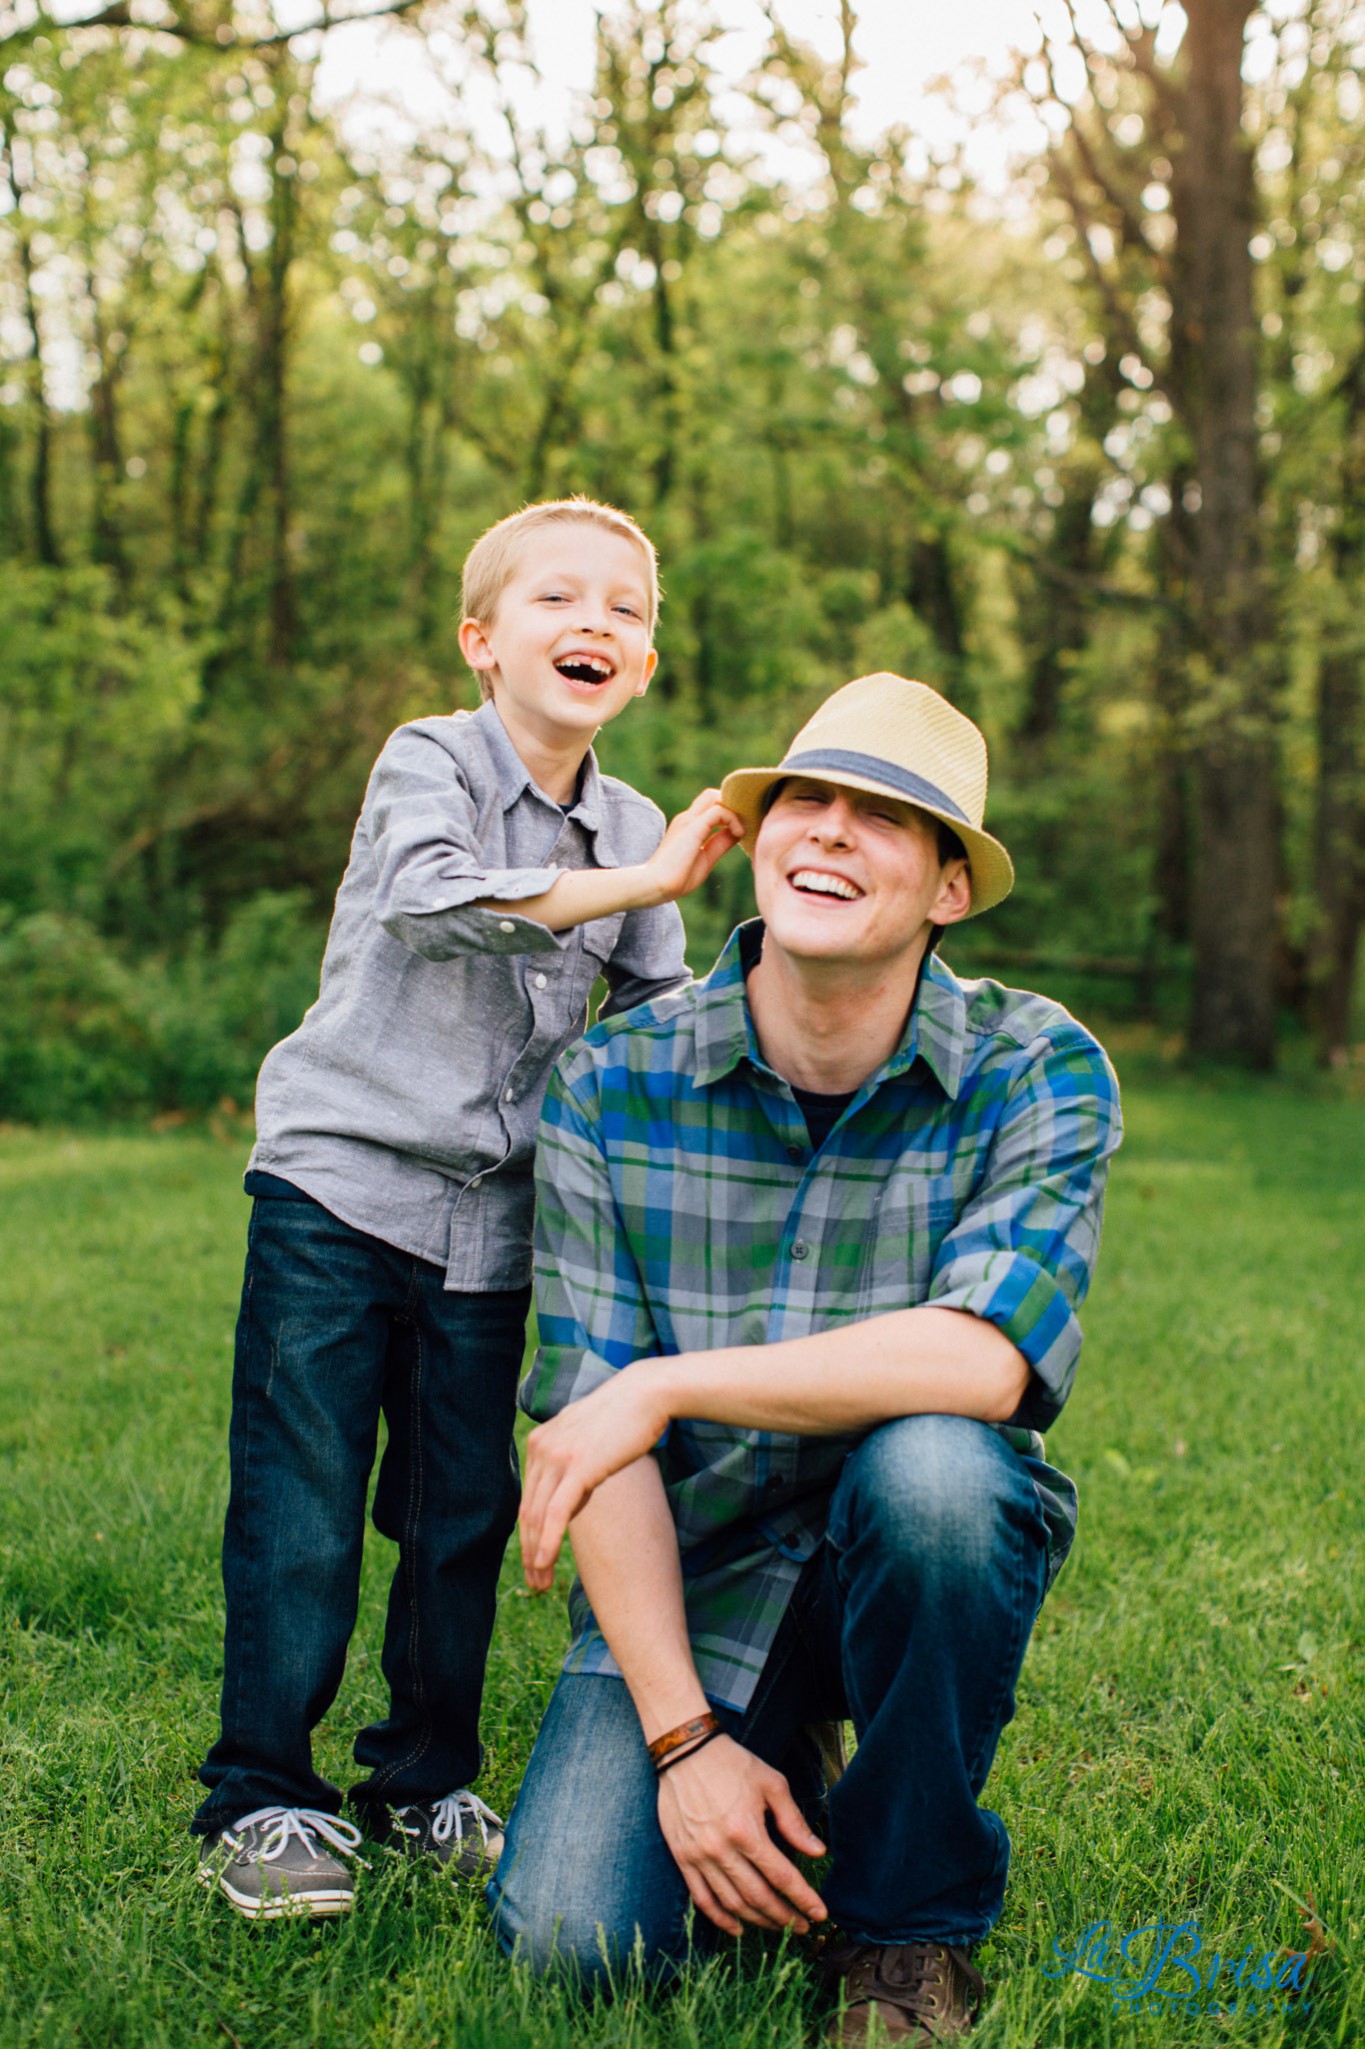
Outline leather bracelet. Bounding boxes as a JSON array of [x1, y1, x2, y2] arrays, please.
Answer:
[[646, 1711, 721, 1768], [655, 1727, 724, 1776]]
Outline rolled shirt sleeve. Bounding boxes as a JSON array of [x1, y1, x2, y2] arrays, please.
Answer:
[[927, 1021, 1122, 1430], [368, 725, 568, 959]]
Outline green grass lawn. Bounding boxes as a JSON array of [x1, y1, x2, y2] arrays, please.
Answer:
[[1, 1063, 1361, 2047]]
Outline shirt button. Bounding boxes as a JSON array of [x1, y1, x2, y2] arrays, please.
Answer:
[[533, 972, 548, 989], [786, 1144, 803, 1161], [504, 1088, 515, 1103], [791, 1240, 809, 1261], [499, 919, 516, 934]]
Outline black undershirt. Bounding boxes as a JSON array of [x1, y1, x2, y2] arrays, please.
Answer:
[[790, 1083, 856, 1151], [738, 920, 855, 1150]]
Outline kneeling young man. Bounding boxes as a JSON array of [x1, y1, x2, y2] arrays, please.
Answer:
[[489, 675, 1122, 2040]]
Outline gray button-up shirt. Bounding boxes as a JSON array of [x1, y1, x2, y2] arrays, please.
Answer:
[[249, 701, 690, 1288]]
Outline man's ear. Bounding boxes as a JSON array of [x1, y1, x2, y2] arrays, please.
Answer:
[[458, 616, 497, 677], [930, 858, 973, 928], [635, 647, 659, 698]]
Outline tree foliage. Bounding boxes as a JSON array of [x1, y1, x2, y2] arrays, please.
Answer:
[[1, 0, 1362, 1113]]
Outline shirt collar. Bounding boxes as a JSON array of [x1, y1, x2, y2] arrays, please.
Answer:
[[692, 923, 968, 1102], [692, 925, 760, 1086], [569, 753, 606, 836], [473, 699, 605, 836], [908, 952, 969, 1100]]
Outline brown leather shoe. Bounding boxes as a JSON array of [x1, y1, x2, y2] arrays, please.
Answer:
[[822, 1939, 985, 2042]]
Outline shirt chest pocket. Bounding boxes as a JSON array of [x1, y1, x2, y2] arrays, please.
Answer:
[[853, 1168, 959, 1313]]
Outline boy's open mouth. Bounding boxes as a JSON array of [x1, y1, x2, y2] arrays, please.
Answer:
[[789, 868, 864, 901], [554, 654, 617, 686]]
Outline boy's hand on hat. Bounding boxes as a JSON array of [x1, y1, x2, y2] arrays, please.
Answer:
[[642, 790, 744, 905]]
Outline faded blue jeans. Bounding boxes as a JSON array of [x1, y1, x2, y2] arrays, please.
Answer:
[[487, 1414, 1052, 1979], [194, 1186, 529, 1833]]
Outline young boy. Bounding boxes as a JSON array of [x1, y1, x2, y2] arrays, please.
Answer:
[[194, 498, 741, 1919]]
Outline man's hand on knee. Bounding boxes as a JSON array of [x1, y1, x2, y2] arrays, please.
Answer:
[[656, 1735, 828, 1937]]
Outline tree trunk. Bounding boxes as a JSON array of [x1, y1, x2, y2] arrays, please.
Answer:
[[1150, 450, 1196, 946], [1308, 334, 1365, 1062], [402, 268, 460, 652], [647, 217, 678, 508], [168, 267, 212, 600], [0, 406, 18, 554], [403, 290, 437, 633], [82, 243, 130, 595], [1308, 646, 1362, 1061], [13, 198, 61, 565], [1020, 358, 1117, 744], [190, 265, 235, 577], [1151, 666, 1192, 946], [907, 528, 965, 669], [1020, 488, 1093, 743], [1176, 0, 1277, 1065], [262, 94, 298, 671], [205, 94, 299, 682]]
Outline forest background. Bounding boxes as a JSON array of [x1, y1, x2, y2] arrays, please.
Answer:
[[2, 0, 1363, 1119]]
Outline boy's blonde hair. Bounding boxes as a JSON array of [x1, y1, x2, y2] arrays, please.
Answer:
[[461, 497, 660, 704]]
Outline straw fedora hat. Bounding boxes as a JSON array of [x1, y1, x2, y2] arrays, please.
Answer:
[[719, 673, 1014, 917]]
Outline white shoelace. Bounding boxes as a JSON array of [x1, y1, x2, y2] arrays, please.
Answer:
[[228, 1807, 368, 1865], [423, 1789, 502, 1848]]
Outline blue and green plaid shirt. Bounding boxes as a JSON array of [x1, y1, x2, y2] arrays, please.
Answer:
[[521, 923, 1123, 1710]]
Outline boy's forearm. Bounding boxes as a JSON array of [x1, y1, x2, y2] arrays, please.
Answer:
[[472, 789, 740, 933], [471, 863, 661, 934], [567, 1458, 710, 1742]]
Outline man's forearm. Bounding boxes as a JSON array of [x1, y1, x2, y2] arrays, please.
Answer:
[[567, 1453, 829, 1941], [647, 1305, 1030, 1437], [519, 1306, 1031, 1589], [567, 1456, 710, 1742]]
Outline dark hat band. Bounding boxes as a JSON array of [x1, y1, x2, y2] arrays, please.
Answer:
[[779, 749, 973, 829]]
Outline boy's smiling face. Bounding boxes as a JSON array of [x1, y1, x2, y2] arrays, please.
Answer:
[[458, 523, 658, 757]]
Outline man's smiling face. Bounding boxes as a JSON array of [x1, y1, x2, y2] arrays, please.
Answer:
[[753, 777, 971, 974], [458, 522, 657, 750]]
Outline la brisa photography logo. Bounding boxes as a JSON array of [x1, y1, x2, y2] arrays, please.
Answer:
[[1043, 1913, 1319, 2020]]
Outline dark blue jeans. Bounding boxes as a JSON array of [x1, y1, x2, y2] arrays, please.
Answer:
[[194, 1189, 530, 1833], [488, 1415, 1051, 1977]]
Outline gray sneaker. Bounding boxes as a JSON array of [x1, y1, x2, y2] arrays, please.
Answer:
[[388, 1788, 504, 1877], [198, 1807, 368, 1920]]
